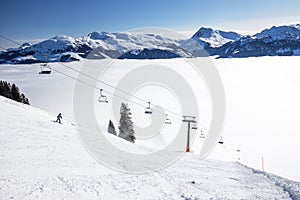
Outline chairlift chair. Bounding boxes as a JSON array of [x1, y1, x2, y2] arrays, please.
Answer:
[[218, 136, 224, 144], [98, 89, 108, 103], [191, 122, 197, 130], [165, 114, 171, 124], [144, 102, 153, 114], [39, 63, 51, 74], [199, 130, 205, 139]]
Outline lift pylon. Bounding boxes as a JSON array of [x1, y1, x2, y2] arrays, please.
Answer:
[[182, 116, 197, 152]]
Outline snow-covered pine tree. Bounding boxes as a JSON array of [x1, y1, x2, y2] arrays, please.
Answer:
[[107, 120, 117, 135], [118, 103, 136, 143]]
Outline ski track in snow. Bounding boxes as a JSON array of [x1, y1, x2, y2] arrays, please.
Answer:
[[0, 96, 299, 199]]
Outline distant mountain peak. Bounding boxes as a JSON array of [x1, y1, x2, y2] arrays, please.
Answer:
[[254, 24, 300, 40], [192, 27, 242, 48], [87, 31, 111, 40], [192, 27, 215, 38], [292, 24, 300, 29]]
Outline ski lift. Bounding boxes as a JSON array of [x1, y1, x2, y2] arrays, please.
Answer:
[[98, 89, 108, 103], [199, 130, 205, 139], [39, 63, 51, 74], [218, 136, 224, 144], [165, 114, 171, 124], [144, 102, 153, 114], [191, 121, 197, 130]]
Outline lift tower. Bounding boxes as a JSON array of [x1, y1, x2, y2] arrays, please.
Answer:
[[182, 116, 197, 152]]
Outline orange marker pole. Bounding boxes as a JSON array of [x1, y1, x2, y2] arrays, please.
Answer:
[[261, 156, 265, 172]]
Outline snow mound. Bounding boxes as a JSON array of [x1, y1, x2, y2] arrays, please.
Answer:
[[0, 96, 299, 199]]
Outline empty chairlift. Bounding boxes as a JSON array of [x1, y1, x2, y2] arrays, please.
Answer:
[[98, 89, 108, 103], [191, 121, 197, 130], [39, 63, 51, 74], [165, 114, 171, 124], [144, 102, 153, 114], [218, 136, 224, 144], [199, 130, 205, 139]]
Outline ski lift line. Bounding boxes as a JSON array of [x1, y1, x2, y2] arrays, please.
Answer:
[[59, 62, 148, 104], [51, 68, 147, 108], [0, 34, 184, 119], [0, 34, 195, 122], [58, 62, 183, 118], [0, 46, 7, 51], [0, 34, 21, 46], [59, 62, 183, 118], [51, 67, 183, 121]]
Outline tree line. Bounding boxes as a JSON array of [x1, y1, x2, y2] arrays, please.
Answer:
[[0, 80, 30, 105], [108, 103, 136, 143]]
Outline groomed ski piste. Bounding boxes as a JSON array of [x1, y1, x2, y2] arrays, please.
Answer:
[[1, 96, 300, 199]]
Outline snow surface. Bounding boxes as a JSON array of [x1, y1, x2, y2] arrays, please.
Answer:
[[1, 57, 300, 183], [1, 96, 299, 199]]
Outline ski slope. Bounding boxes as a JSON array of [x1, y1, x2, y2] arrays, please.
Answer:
[[1, 57, 300, 182], [1, 96, 299, 199]]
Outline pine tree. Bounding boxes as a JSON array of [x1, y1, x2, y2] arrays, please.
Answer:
[[3, 81, 12, 98], [107, 120, 117, 135], [118, 103, 135, 143], [0, 81, 4, 96], [20, 93, 30, 105], [0, 80, 29, 105], [11, 83, 21, 102]]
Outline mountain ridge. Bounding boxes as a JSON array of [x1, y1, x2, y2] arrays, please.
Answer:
[[0, 24, 299, 63]]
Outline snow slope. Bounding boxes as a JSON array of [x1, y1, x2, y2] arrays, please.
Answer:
[[1, 57, 300, 182], [1, 96, 299, 199]]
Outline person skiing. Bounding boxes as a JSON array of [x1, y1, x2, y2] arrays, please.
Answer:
[[56, 113, 63, 124]]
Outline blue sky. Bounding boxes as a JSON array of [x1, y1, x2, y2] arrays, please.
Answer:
[[0, 0, 300, 46]]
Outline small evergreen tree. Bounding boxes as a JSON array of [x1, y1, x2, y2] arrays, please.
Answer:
[[11, 83, 21, 102], [20, 93, 30, 105], [118, 103, 135, 143], [107, 120, 117, 135], [3, 81, 11, 98], [0, 81, 4, 96]]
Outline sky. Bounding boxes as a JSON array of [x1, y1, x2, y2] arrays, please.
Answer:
[[0, 0, 300, 47]]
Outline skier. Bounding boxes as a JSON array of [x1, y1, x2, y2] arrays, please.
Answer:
[[56, 113, 63, 124]]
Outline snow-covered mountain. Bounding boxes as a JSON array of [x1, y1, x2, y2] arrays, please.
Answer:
[[254, 24, 300, 40], [217, 24, 300, 58], [191, 27, 243, 48], [81, 31, 190, 59], [0, 32, 191, 63], [1, 95, 300, 199], [0, 24, 300, 63], [0, 35, 91, 64]]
